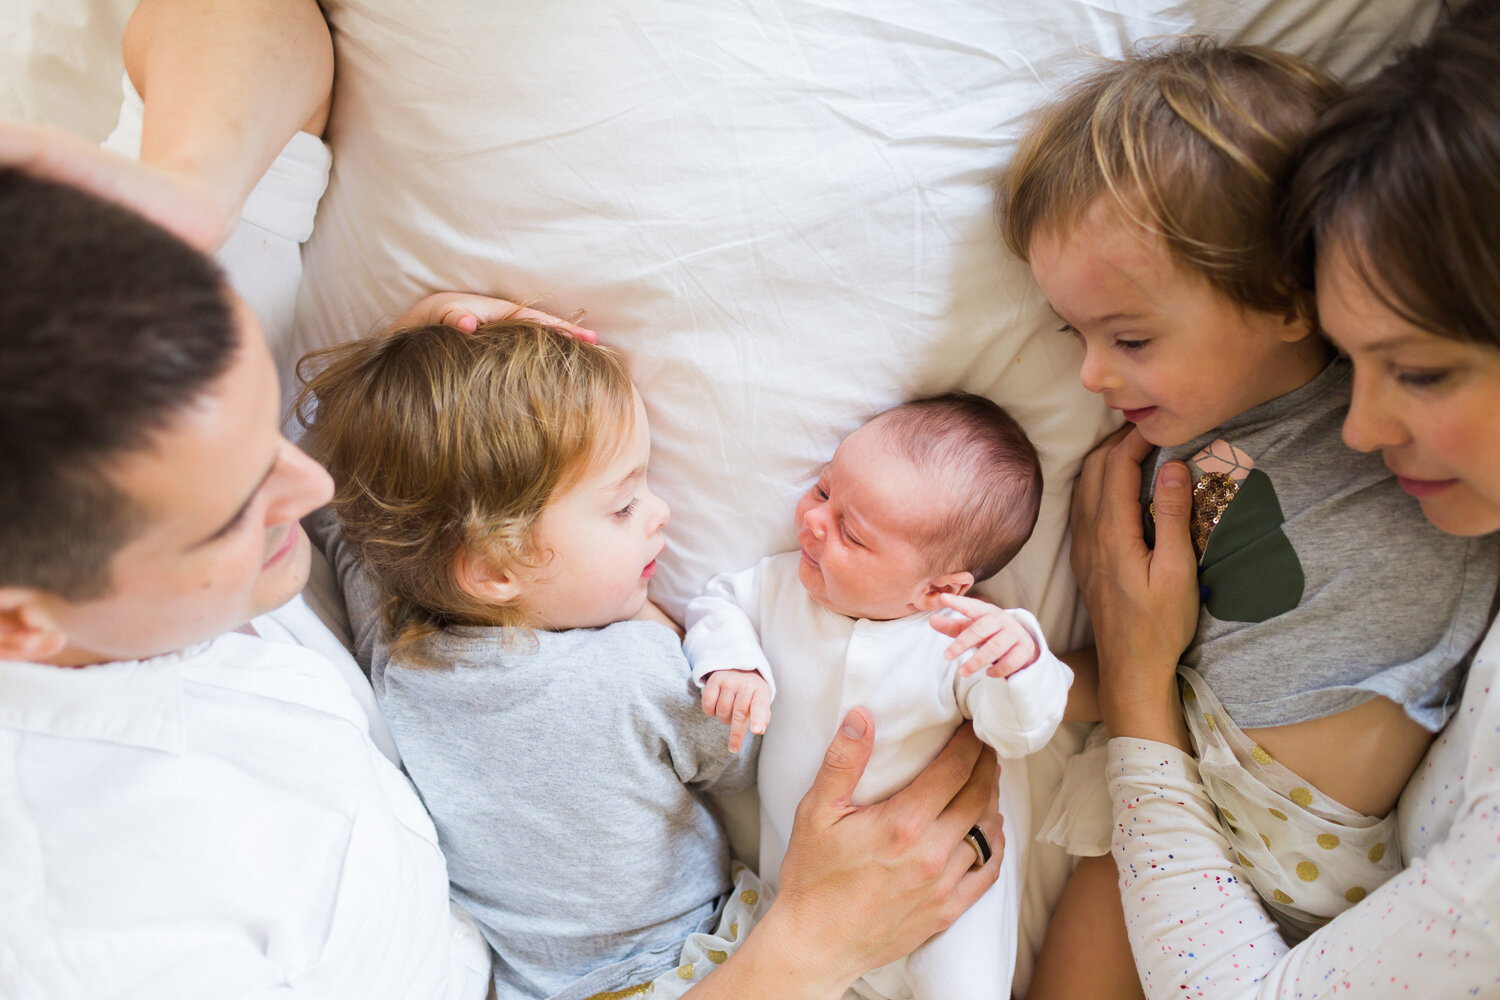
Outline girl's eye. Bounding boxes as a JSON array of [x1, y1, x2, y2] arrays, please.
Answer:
[[1395, 368, 1451, 389], [614, 498, 639, 520], [1115, 337, 1149, 351], [1057, 323, 1080, 338]]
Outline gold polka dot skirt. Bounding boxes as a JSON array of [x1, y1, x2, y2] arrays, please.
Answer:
[[1178, 667, 1401, 940], [586, 866, 773, 1000]]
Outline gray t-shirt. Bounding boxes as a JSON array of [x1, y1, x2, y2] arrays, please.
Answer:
[[1144, 358, 1498, 730], [314, 511, 756, 1000]]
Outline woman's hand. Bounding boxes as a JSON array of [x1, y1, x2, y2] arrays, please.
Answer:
[[395, 291, 597, 342], [1070, 426, 1198, 749], [753, 710, 1002, 997]]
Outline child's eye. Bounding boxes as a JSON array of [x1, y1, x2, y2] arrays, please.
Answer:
[[1395, 367, 1452, 389], [840, 522, 863, 548], [1115, 336, 1149, 351], [814, 485, 829, 501], [614, 498, 639, 520], [1057, 323, 1080, 339]]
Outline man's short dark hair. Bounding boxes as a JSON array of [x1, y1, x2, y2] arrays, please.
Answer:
[[0, 169, 238, 599]]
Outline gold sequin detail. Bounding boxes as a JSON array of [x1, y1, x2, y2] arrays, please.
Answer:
[[1345, 887, 1367, 904], [1317, 834, 1340, 850], [1190, 471, 1239, 558], [1237, 852, 1255, 868], [1289, 787, 1314, 807], [1297, 861, 1320, 882], [739, 889, 759, 906], [677, 965, 695, 981], [1368, 843, 1386, 864], [1205, 712, 1217, 732], [1268, 808, 1288, 821], [707, 950, 728, 964], [1272, 889, 1294, 904], [1250, 745, 1273, 765]]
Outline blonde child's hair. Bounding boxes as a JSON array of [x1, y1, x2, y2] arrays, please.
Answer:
[[1001, 37, 1342, 320], [297, 320, 635, 656]]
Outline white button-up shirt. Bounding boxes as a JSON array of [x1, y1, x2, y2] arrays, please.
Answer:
[[0, 614, 489, 999]]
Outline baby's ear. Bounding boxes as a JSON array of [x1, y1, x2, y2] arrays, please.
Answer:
[[452, 548, 523, 605], [918, 571, 974, 610]]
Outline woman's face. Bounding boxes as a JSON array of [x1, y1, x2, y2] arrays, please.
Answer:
[[1318, 242, 1500, 537]]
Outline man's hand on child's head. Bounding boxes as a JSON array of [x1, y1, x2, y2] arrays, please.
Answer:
[[396, 291, 597, 342], [930, 594, 1039, 679], [701, 669, 771, 753]]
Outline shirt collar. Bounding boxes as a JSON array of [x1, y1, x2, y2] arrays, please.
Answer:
[[0, 648, 201, 753]]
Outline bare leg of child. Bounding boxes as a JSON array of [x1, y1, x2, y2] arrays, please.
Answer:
[[1026, 854, 1143, 1000]]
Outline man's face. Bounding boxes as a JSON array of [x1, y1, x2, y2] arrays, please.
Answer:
[[39, 299, 334, 664]]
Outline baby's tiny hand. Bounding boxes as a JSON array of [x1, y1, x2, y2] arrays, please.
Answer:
[[931, 593, 1038, 679], [702, 669, 772, 753]]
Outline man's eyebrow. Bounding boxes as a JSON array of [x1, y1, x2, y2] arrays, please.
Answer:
[[192, 457, 277, 549]]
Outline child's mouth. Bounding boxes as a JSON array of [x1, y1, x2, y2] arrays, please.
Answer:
[[1121, 406, 1157, 423], [641, 559, 657, 579]]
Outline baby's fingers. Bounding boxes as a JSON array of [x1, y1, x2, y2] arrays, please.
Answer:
[[986, 636, 1038, 679], [701, 676, 724, 718]]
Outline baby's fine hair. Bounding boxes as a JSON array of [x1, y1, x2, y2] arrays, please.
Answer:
[[297, 319, 634, 655], [875, 392, 1043, 583], [1001, 37, 1342, 319]]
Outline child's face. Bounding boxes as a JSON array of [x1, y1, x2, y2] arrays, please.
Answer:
[[510, 389, 669, 630], [1028, 200, 1318, 448], [795, 418, 970, 621]]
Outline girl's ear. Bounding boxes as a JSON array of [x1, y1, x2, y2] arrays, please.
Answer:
[[917, 571, 974, 611], [453, 549, 523, 605]]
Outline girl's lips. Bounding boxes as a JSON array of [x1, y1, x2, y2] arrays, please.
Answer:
[[263, 526, 298, 568], [1121, 406, 1157, 423], [1396, 475, 1459, 498], [641, 559, 658, 579]]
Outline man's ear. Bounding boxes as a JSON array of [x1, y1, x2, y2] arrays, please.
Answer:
[[0, 588, 70, 662], [452, 549, 523, 606], [917, 571, 974, 611]]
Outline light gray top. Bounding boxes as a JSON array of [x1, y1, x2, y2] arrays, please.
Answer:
[[313, 511, 756, 1000], [1145, 358, 1498, 730]]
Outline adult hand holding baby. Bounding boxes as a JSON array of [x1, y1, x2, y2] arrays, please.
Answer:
[[1070, 426, 1198, 750]]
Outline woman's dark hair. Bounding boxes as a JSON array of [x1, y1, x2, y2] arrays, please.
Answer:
[[1283, 0, 1500, 346]]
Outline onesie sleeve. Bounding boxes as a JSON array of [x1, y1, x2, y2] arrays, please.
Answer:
[[955, 608, 1071, 757], [682, 562, 776, 701], [1107, 737, 1500, 999]]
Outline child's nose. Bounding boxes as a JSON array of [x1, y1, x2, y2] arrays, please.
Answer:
[[1078, 347, 1113, 394], [647, 492, 670, 533]]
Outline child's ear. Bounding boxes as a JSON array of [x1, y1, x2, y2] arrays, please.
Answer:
[[0, 588, 69, 662], [918, 571, 974, 611], [453, 550, 523, 606]]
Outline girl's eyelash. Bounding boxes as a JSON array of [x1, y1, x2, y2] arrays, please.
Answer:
[[1396, 369, 1451, 388], [1057, 323, 1078, 336], [1116, 337, 1148, 350], [614, 498, 639, 519]]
